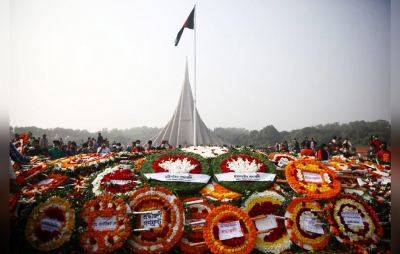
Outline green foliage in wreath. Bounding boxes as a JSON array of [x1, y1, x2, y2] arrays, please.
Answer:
[[140, 150, 212, 195], [211, 151, 276, 193]]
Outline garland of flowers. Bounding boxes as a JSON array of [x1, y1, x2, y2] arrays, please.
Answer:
[[128, 186, 184, 253], [91, 165, 140, 196], [325, 193, 383, 252], [240, 191, 292, 254], [212, 151, 276, 193], [78, 194, 131, 253], [285, 159, 341, 199], [178, 197, 215, 254], [285, 197, 330, 250], [269, 153, 297, 166], [21, 174, 69, 196], [51, 153, 116, 172], [25, 196, 75, 251], [140, 150, 211, 194], [203, 205, 257, 254], [199, 181, 242, 202]]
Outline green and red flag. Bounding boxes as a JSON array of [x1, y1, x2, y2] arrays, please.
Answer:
[[174, 7, 195, 46]]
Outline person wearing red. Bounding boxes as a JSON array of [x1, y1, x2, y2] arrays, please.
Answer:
[[373, 136, 382, 151], [317, 143, 329, 160], [301, 144, 315, 156], [375, 142, 390, 162], [132, 140, 145, 153]]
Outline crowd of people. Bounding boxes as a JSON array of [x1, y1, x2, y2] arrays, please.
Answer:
[[262, 135, 390, 163], [11, 132, 174, 161]]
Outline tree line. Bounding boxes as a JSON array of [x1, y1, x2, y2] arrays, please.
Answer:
[[10, 120, 390, 148]]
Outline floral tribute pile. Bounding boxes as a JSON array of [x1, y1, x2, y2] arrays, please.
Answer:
[[9, 143, 391, 253], [128, 186, 184, 253]]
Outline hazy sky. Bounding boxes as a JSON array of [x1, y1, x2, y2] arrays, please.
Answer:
[[9, 0, 390, 133]]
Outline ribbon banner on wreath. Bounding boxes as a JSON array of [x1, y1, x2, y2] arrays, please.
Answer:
[[128, 186, 184, 253], [25, 197, 75, 251], [140, 151, 212, 194], [212, 151, 276, 193]]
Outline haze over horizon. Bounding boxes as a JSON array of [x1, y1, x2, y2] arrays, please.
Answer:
[[8, 0, 390, 133]]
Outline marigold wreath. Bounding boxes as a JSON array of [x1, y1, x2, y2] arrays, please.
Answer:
[[25, 196, 75, 251], [140, 150, 212, 194], [212, 151, 276, 193], [203, 205, 257, 254], [128, 186, 185, 253]]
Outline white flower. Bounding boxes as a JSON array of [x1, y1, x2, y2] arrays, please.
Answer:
[[227, 157, 262, 173], [323, 173, 331, 184], [158, 158, 196, 173], [296, 169, 303, 181]]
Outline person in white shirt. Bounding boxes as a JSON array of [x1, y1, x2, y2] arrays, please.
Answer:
[[97, 141, 111, 154]]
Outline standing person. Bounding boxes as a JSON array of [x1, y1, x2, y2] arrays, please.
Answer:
[[317, 143, 329, 160], [376, 142, 390, 163], [300, 144, 315, 156], [337, 137, 343, 149], [10, 140, 31, 187], [27, 139, 42, 156], [39, 134, 49, 149], [310, 138, 317, 152], [373, 136, 382, 151], [97, 133, 104, 148], [87, 140, 97, 153], [132, 140, 145, 153], [331, 136, 337, 152], [59, 138, 64, 146], [293, 138, 300, 153], [97, 141, 111, 154], [367, 143, 377, 159], [301, 137, 310, 149], [48, 140, 64, 160]]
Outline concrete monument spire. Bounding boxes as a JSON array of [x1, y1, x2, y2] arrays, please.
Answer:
[[150, 61, 226, 148]]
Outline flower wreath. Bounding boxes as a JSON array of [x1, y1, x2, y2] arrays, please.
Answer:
[[68, 171, 92, 199], [79, 194, 131, 253], [325, 193, 383, 252], [21, 174, 69, 196], [52, 153, 116, 172], [285, 197, 330, 250], [203, 205, 257, 254], [285, 159, 341, 199], [269, 153, 297, 167], [25, 196, 75, 251], [15, 163, 49, 185], [199, 180, 242, 202], [91, 165, 140, 196], [178, 197, 215, 254], [212, 151, 276, 193], [241, 191, 292, 254], [140, 150, 211, 194], [128, 186, 184, 253]]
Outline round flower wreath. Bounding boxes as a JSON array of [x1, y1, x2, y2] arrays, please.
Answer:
[[140, 150, 211, 194], [25, 196, 75, 251], [21, 174, 69, 197], [128, 186, 184, 253], [212, 151, 276, 193], [325, 194, 383, 252], [199, 181, 242, 202], [285, 159, 341, 199], [203, 205, 257, 254], [91, 165, 140, 196], [269, 153, 297, 166], [285, 197, 330, 250], [178, 197, 215, 254], [241, 191, 292, 254], [79, 194, 131, 253]]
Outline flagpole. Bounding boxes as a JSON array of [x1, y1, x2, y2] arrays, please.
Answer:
[[193, 4, 197, 146]]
